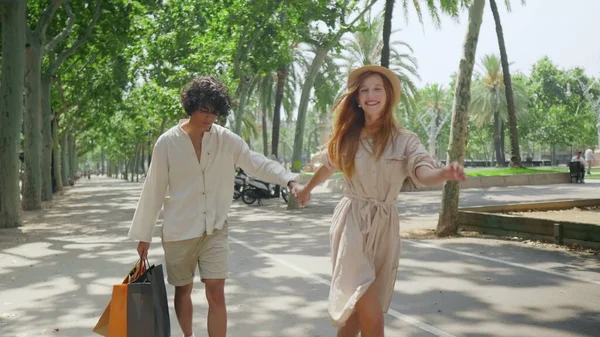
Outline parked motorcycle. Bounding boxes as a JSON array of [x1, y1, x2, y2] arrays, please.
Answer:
[[233, 168, 248, 200], [240, 177, 288, 205]]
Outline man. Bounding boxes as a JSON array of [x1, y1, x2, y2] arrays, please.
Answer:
[[584, 147, 595, 175], [129, 76, 300, 337], [572, 151, 586, 164]]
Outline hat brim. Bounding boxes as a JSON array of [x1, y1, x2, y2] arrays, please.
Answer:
[[348, 65, 402, 105]]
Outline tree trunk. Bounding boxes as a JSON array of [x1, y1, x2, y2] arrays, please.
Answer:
[[101, 148, 106, 175], [147, 139, 153, 169], [52, 116, 63, 192], [288, 44, 332, 209], [134, 145, 140, 182], [596, 121, 600, 150], [130, 156, 134, 182], [234, 79, 252, 135], [272, 66, 287, 158], [261, 77, 269, 156], [61, 131, 70, 185], [490, 0, 522, 167], [159, 116, 168, 135], [500, 120, 506, 165], [69, 133, 76, 181], [436, 0, 485, 237], [381, 0, 395, 68], [0, 0, 26, 228], [428, 136, 437, 159], [40, 76, 53, 201], [288, 40, 338, 210], [22, 40, 43, 210], [493, 111, 502, 166], [140, 145, 145, 174], [272, 65, 288, 198], [291, 45, 331, 173]]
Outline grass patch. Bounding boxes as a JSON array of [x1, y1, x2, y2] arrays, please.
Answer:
[[301, 171, 343, 179], [300, 165, 599, 178], [466, 167, 564, 177]]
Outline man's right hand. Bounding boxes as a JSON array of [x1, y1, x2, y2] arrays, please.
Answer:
[[137, 241, 150, 260]]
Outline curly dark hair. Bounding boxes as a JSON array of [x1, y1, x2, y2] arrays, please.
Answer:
[[180, 76, 231, 117]]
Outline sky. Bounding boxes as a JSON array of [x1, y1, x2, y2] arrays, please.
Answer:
[[373, 0, 600, 87]]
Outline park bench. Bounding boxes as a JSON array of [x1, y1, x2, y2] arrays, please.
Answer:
[[568, 161, 585, 183]]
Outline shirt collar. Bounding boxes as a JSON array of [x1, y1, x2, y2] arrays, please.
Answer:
[[177, 119, 216, 135]]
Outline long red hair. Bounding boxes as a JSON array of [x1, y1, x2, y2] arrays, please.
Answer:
[[327, 71, 399, 177]]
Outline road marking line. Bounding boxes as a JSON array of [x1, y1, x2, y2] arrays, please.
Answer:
[[230, 236, 457, 337], [403, 239, 600, 286]]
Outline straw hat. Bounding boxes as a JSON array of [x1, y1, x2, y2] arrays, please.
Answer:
[[348, 65, 402, 104]]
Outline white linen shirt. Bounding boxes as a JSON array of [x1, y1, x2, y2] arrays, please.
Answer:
[[585, 149, 594, 161], [128, 122, 298, 242]]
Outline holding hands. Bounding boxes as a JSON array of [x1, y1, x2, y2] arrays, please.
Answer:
[[289, 183, 311, 207], [294, 185, 312, 206]]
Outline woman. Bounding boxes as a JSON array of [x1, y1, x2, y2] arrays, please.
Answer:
[[294, 65, 465, 337]]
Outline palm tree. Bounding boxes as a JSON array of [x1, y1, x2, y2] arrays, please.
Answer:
[[258, 74, 274, 156], [437, 0, 485, 237], [381, 0, 396, 68], [240, 95, 261, 150], [312, 57, 344, 124], [271, 66, 286, 159], [470, 54, 529, 166], [489, 0, 526, 167], [269, 59, 299, 158], [381, 0, 469, 67], [340, 10, 420, 113]]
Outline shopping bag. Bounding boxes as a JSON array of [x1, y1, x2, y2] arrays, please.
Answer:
[[133, 264, 170, 337], [93, 260, 147, 336], [93, 260, 170, 337], [108, 282, 155, 337]]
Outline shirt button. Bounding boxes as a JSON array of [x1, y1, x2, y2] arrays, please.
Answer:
[[203, 211, 207, 215]]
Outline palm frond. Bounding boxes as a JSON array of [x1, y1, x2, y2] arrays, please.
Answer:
[[241, 112, 260, 139], [470, 54, 530, 127]]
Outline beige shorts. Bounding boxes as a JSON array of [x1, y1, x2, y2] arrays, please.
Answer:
[[162, 223, 229, 286]]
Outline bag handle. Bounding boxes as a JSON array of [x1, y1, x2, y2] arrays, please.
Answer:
[[127, 259, 150, 283]]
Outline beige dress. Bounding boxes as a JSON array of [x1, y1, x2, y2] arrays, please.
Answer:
[[321, 128, 436, 327]]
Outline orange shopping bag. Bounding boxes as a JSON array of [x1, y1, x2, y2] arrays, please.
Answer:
[[93, 260, 147, 336], [106, 281, 156, 337]]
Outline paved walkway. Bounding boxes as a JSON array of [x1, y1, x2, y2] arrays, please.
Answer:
[[0, 177, 598, 336]]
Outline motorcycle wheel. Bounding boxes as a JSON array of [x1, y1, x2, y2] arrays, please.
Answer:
[[233, 189, 241, 200], [241, 188, 258, 205], [281, 188, 288, 203]]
